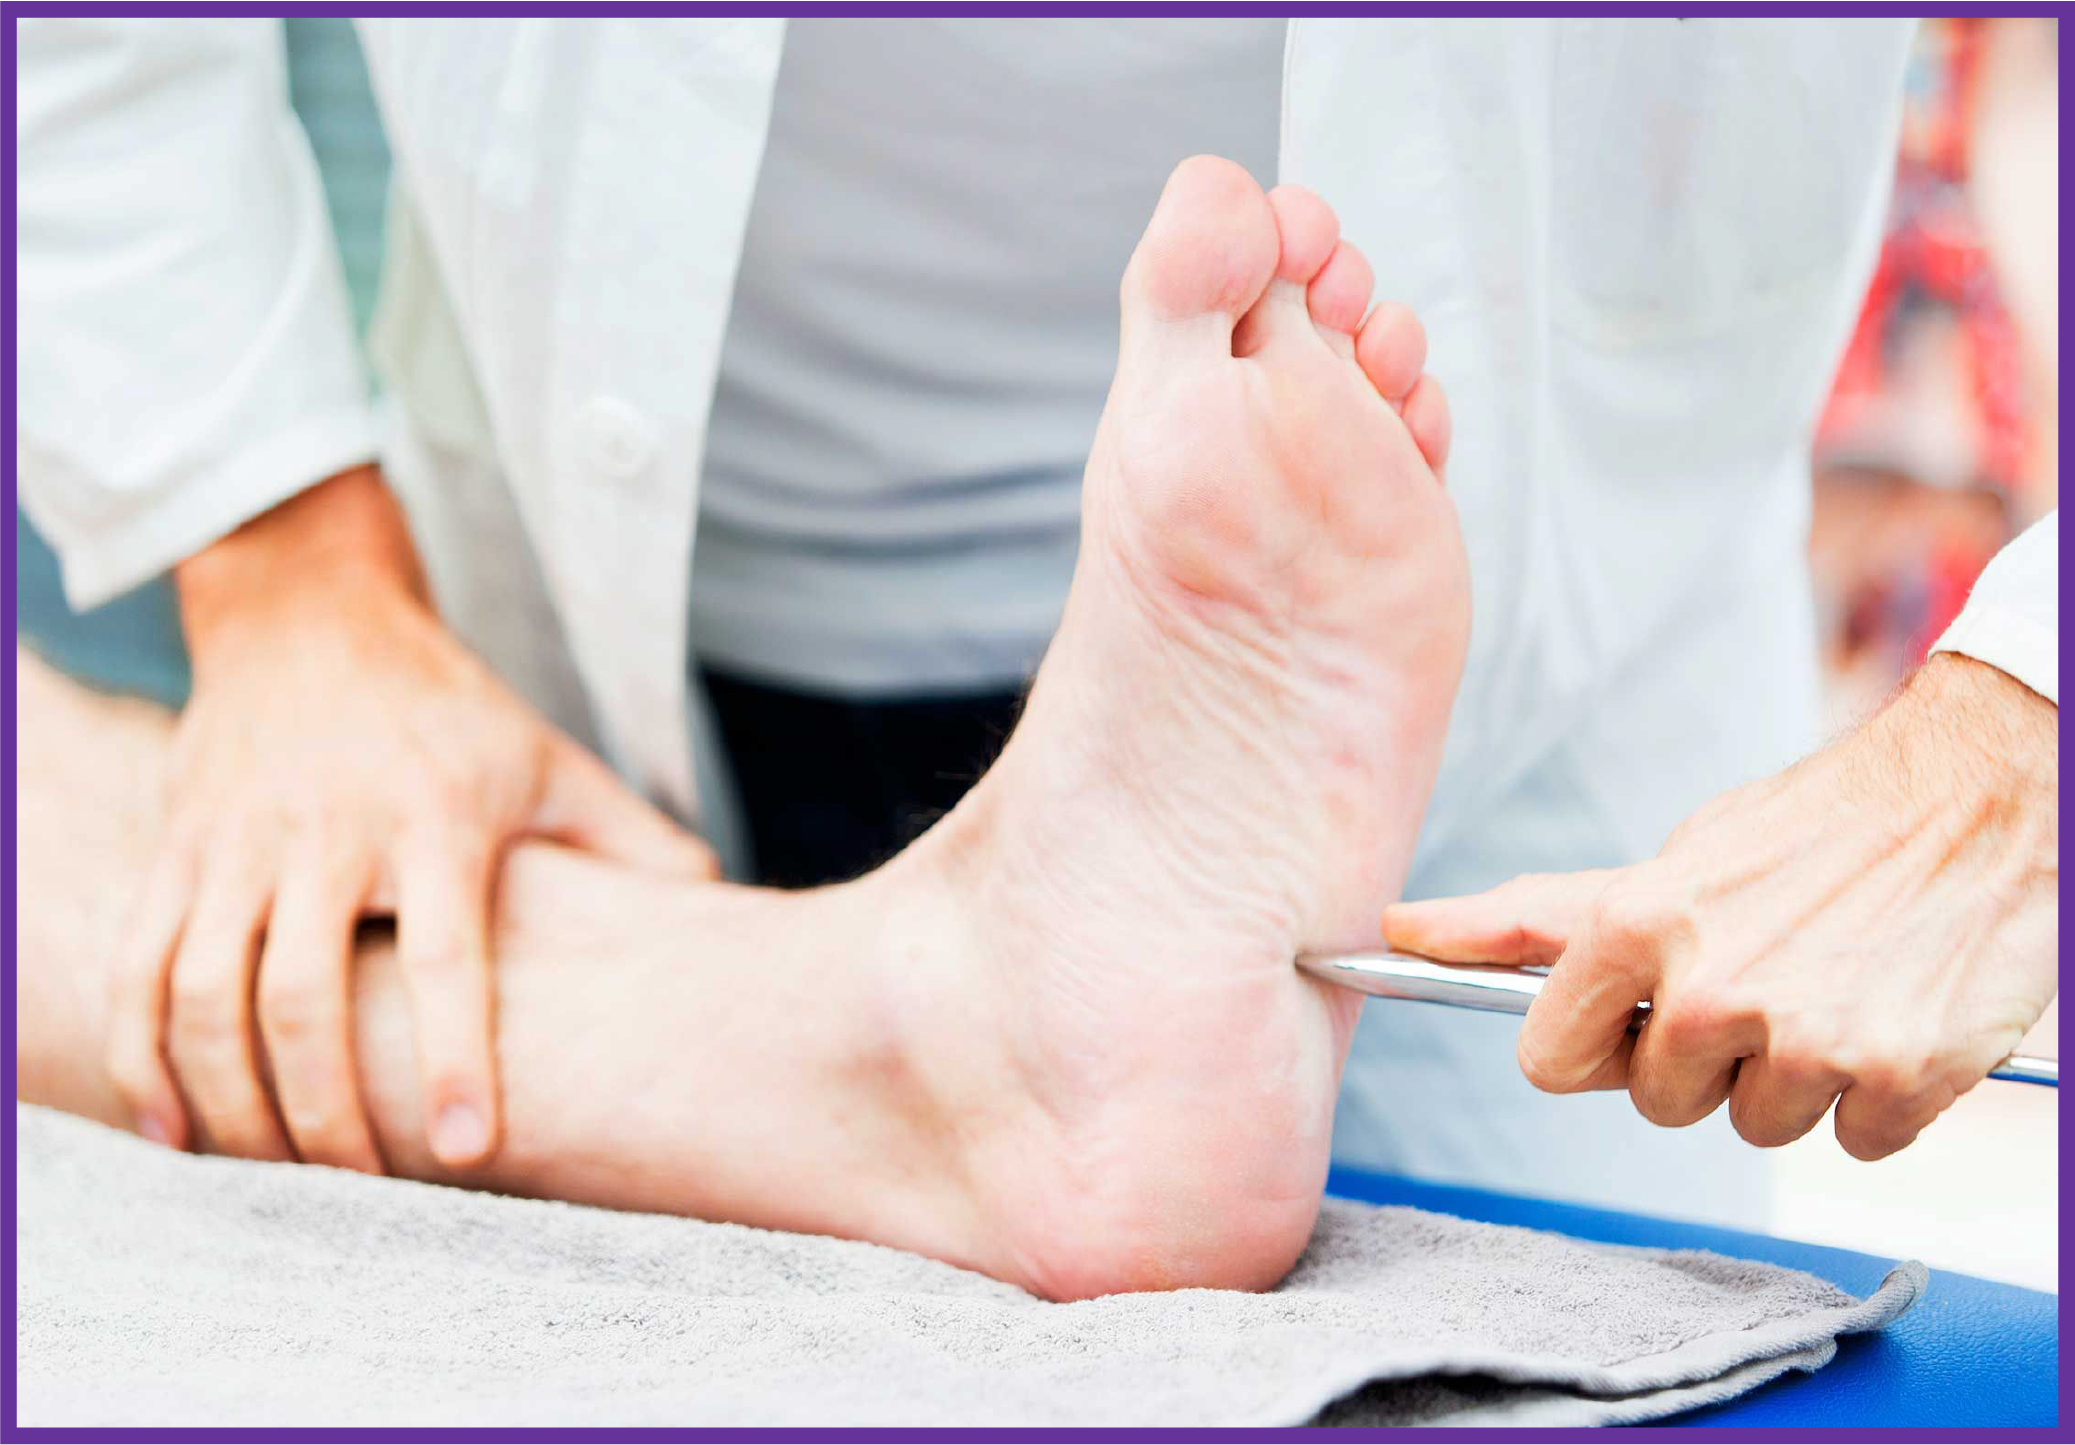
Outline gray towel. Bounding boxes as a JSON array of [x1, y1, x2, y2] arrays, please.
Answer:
[[14, 1103, 1921, 1427]]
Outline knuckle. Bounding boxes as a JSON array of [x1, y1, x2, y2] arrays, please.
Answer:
[[1904, 1035, 1974, 1088], [1766, 1016, 1845, 1076], [1932, 1053, 1981, 1101], [274, 791, 325, 838], [1663, 973, 1767, 1048], [167, 979, 237, 1045], [281, 797, 358, 852], [1921, 1074, 1962, 1119], [426, 771, 488, 823], [1587, 878, 1676, 953], [1766, 1058, 1833, 1108], [447, 837, 497, 882], [258, 982, 326, 1043], [1654, 976, 1749, 1045], [1497, 923, 1542, 960], [1650, 998, 1724, 1054], [1849, 1050, 1934, 1101]]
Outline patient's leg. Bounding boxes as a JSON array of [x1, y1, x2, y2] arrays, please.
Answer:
[[18, 159, 1467, 1299], [16, 643, 1011, 1272]]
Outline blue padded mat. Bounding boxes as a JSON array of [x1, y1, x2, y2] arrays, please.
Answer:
[[1325, 1164, 2058, 1428]]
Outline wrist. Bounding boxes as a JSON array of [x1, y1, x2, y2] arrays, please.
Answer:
[[174, 466, 426, 665], [1896, 652, 2058, 797], [1847, 653, 2060, 895]]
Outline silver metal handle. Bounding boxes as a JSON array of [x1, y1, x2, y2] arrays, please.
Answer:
[[1298, 950, 2058, 1089]]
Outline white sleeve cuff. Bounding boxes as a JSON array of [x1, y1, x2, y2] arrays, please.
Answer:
[[16, 18, 378, 612], [1928, 510, 2059, 706], [1931, 605, 2058, 707], [36, 406, 378, 610]]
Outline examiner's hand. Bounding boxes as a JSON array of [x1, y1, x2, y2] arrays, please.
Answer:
[[1383, 654, 2057, 1159], [106, 467, 717, 1173]]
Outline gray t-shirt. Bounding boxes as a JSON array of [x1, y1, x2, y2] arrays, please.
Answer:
[[691, 18, 1284, 695]]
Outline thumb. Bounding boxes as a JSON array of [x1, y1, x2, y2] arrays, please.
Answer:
[[1382, 868, 1620, 965], [533, 740, 721, 878]]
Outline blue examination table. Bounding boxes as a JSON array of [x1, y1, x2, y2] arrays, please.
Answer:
[[1326, 1164, 2059, 1428]]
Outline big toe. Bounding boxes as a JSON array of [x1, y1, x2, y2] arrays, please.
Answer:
[[1121, 156, 1280, 347], [1234, 185, 1346, 357]]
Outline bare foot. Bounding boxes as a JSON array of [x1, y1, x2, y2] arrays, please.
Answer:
[[894, 157, 1470, 1298], [16, 160, 1468, 1307]]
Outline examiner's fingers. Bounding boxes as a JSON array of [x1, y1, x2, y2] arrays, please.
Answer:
[[392, 830, 502, 1168], [1515, 879, 1665, 1094], [1727, 1051, 1847, 1148], [1523, 1024, 1636, 1097], [257, 838, 384, 1173], [534, 739, 720, 878], [105, 850, 200, 1150], [1382, 869, 1619, 966], [1832, 1072, 1959, 1162], [164, 851, 294, 1161], [1624, 1011, 1739, 1128]]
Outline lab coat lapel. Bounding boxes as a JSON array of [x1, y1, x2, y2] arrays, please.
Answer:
[[363, 17, 785, 816]]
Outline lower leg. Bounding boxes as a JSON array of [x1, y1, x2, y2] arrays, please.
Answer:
[[15, 644, 1017, 1280]]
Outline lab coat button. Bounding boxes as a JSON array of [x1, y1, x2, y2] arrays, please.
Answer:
[[578, 395, 659, 479]]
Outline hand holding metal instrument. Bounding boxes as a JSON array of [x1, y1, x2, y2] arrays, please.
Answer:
[[1297, 950, 2059, 1089]]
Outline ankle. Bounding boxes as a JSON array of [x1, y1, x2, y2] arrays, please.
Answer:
[[841, 830, 1045, 1281], [890, 789, 1327, 1302]]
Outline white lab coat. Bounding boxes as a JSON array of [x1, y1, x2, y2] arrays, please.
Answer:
[[18, 17, 2057, 1223]]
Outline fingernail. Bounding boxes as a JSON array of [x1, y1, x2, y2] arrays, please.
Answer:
[[431, 1102, 489, 1163], [138, 1114, 170, 1148]]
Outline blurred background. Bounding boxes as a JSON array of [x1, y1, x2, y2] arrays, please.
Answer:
[[12, 18, 2060, 1288]]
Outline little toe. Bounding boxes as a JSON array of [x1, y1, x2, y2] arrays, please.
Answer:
[[1355, 302, 1428, 406], [1401, 374, 1452, 478]]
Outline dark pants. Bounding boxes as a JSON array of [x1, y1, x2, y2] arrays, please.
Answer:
[[700, 667, 1024, 888]]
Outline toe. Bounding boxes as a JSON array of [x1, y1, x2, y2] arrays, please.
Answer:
[[1235, 186, 1344, 356], [1120, 155, 1279, 333], [1401, 374, 1452, 479], [1355, 302, 1428, 405], [1266, 186, 1341, 286], [1307, 240, 1374, 339]]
